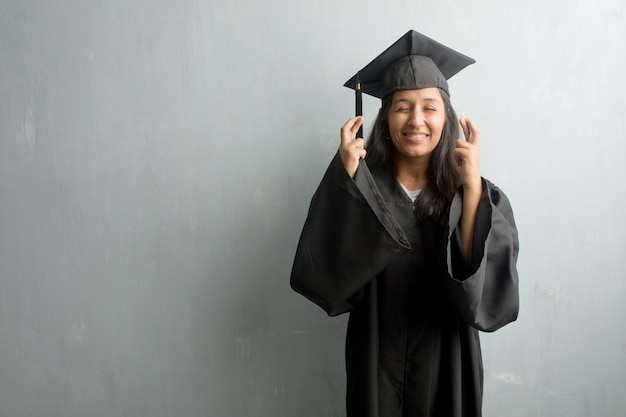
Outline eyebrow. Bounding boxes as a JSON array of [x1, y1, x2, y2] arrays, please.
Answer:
[[392, 97, 442, 105], [423, 97, 442, 104]]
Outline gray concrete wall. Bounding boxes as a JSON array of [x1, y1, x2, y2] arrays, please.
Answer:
[[1, 1, 624, 416]]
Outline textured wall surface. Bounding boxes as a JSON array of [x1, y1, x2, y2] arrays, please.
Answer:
[[1, 0, 625, 416]]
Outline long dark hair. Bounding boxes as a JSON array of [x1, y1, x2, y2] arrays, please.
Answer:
[[365, 88, 461, 224]]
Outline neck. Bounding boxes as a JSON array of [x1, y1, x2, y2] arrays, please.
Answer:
[[394, 154, 429, 191]]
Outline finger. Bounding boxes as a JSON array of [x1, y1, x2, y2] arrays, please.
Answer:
[[342, 138, 365, 161], [456, 139, 474, 152], [462, 117, 480, 146], [454, 146, 467, 159], [454, 148, 465, 167], [459, 116, 470, 141], [354, 139, 366, 160], [351, 116, 364, 139], [340, 116, 364, 144]]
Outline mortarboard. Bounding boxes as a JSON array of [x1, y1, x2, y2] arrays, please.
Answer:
[[344, 30, 476, 100]]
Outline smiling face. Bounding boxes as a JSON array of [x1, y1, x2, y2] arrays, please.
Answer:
[[387, 87, 446, 163]]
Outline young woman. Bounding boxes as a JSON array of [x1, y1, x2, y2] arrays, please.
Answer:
[[291, 30, 519, 417]]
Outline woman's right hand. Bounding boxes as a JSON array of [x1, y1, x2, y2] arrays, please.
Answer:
[[339, 116, 366, 178]]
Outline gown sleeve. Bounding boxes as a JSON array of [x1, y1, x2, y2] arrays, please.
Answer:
[[446, 178, 520, 332], [290, 153, 411, 316]]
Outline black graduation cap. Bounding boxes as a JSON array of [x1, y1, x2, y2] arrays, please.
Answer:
[[344, 30, 476, 100]]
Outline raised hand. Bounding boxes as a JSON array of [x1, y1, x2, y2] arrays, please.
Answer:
[[455, 116, 482, 193], [339, 116, 366, 178]]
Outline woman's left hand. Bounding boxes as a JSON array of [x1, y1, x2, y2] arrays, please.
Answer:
[[455, 116, 482, 194], [456, 116, 482, 262]]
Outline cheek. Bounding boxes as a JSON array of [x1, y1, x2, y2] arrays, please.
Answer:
[[387, 115, 401, 133], [432, 116, 446, 137], [429, 121, 445, 145]]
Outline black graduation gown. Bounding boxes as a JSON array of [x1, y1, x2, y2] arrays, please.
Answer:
[[290, 153, 519, 417]]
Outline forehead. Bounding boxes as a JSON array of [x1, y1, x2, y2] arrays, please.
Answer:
[[392, 87, 443, 102]]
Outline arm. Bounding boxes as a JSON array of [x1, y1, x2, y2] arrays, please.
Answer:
[[455, 116, 482, 262], [449, 118, 519, 332], [447, 180, 519, 332], [290, 153, 410, 315], [460, 185, 481, 263], [290, 117, 410, 316]]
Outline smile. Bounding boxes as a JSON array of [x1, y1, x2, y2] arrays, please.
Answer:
[[403, 132, 429, 141]]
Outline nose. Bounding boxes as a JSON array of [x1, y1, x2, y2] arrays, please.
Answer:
[[407, 108, 425, 127]]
